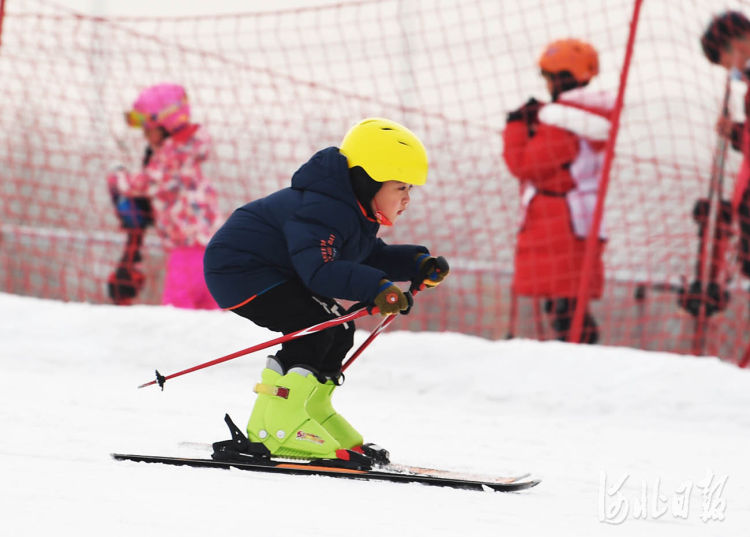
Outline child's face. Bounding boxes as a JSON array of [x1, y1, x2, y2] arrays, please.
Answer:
[[719, 36, 750, 73], [143, 125, 167, 149], [372, 180, 413, 224], [543, 74, 555, 96]]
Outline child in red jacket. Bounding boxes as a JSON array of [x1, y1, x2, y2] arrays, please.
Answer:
[[503, 39, 614, 343], [702, 11, 750, 280]]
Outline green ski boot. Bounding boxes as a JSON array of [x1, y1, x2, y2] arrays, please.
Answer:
[[246, 358, 283, 444], [306, 379, 363, 450], [246, 363, 342, 460]]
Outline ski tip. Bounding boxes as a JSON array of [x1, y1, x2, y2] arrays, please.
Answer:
[[484, 478, 542, 492]]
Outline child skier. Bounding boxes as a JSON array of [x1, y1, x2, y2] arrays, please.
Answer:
[[107, 83, 219, 309], [503, 39, 614, 343], [702, 11, 750, 280], [204, 117, 449, 462]]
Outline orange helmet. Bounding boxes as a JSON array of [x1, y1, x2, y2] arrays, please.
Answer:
[[538, 39, 599, 83]]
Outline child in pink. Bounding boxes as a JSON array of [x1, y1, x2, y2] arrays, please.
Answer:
[[108, 83, 219, 309]]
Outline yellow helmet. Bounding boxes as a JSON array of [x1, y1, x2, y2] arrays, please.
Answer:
[[340, 117, 428, 185]]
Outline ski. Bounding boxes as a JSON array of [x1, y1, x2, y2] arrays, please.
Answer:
[[111, 452, 540, 492], [114, 414, 540, 492], [176, 440, 532, 485]]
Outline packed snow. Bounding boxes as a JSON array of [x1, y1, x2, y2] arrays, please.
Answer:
[[1, 292, 748, 536]]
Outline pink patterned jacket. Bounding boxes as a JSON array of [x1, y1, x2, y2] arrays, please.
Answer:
[[109, 125, 219, 249]]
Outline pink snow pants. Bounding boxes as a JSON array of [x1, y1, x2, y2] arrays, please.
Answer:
[[161, 246, 218, 310]]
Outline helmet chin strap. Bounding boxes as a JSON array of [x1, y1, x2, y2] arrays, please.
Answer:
[[373, 201, 393, 227]]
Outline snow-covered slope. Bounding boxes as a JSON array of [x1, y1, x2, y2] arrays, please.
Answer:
[[1, 293, 748, 536]]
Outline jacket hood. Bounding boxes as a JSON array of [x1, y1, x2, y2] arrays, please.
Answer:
[[290, 146, 359, 207]]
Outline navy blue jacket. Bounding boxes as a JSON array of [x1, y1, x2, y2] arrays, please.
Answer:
[[204, 147, 428, 309]]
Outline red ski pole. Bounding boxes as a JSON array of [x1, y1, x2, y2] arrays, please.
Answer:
[[342, 311, 400, 372], [138, 304, 378, 389], [342, 287, 423, 372], [341, 256, 448, 372]]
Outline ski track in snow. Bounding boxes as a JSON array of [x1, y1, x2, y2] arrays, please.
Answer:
[[1, 292, 749, 536]]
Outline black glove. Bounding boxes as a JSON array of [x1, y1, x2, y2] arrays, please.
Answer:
[[112, 195, 154, 230], [373, 279, 413, 316], [507, 97, 542, 123], [410, 254, 450, 292], [506, 97, 542, 136]]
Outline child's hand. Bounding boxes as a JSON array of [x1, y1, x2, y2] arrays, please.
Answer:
[[507, 98, 542, 137], [373, 279, 412, 316], [411, 255, 450, 292], [107, 165, 128, 196], [106, 171, 119, 193], [715, 114, 734, 139]]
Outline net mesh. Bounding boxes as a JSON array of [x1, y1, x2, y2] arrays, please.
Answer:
[[1, 0, 749, 364]]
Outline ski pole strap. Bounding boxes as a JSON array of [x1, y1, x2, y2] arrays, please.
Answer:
[[346, 301, 369, 313], [254, 383, 290, 399]]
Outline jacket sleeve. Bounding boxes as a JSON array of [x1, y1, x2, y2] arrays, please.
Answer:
[[109, 149, 175, 197], [363, 239, 429, 282], [109, 132, 210, 197], [284, 199, 386, 303], [503, 119, 579, 192]]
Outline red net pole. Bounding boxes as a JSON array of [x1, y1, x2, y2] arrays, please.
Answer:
[[0, 0, 6, 49], [569, 0, 645, 344]]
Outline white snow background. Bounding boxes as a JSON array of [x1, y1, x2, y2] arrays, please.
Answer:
[[1, 292, 748, 536]]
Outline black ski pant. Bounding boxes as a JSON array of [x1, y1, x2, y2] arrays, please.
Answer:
[[544, 297, 599, 344], [231, 279, 355, 380]]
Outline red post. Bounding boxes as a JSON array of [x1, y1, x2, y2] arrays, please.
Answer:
[[739, 344, 750, 369], [569, 0, 644, 344], [0, 0, 7, 50], [691, 75, 731, 356]]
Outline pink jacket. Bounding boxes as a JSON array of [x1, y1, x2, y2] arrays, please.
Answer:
[[109, 125, 219, 249]]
